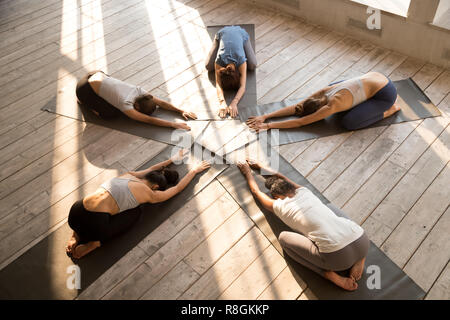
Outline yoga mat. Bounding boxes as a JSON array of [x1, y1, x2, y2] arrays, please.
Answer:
[[217, 143, 425, 299], [41, 97, 209, 146], [0, 143, 228, 299], [203, 24, 257, 120], [239, 78, 441, 145]]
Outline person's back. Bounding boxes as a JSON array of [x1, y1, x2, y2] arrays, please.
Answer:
[[89, 73, 147, 113], [273, 187, 364, 253], [100, 176, 142, 213], [215, 25, 249, 67]]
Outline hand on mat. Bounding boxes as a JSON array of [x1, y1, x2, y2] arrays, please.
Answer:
[[237, 161, 252, 177], [229, 102, 239, 118], [192, 160, 211, 174], [248, 122, 270, 133], [181, 111, 197, 120], [171, 148, 189, 163], [218, 107, 229, 119], [246, 158, 264, 170], [173, 122, 191, 131], [218, 100, 229, 119], [246, 115, 266, 126]]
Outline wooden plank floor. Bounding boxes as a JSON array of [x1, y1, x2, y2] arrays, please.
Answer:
[[0, 0, 449, 300]]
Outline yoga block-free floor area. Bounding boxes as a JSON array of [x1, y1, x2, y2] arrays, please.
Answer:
[[0, 0, 449, 300]]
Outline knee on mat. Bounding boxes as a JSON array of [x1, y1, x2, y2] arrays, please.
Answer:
[[341, 117, 362, 131]]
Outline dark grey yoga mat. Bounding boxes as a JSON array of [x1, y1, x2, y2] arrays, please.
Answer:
[[0, 143, 228, 299], [239, 78, 441, 145], [41, 97, 209, 146], [217, 146, 425, 299], [204, 24, 257, 120]]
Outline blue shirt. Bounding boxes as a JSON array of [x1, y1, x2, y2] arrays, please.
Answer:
[[215, 26, 249, 67]]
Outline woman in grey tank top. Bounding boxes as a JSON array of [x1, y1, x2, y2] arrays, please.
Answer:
[[66, 149, 211, 259], [247, 72, 400, 132]]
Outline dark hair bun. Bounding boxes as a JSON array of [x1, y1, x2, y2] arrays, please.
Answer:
[[163, 169, 179, 185], [264, 175, 296, 196], [264, 175, 279, 190]]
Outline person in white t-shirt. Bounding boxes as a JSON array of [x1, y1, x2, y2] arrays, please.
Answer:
[[76, 70, 197, 130], [237, 159, 369, 291]]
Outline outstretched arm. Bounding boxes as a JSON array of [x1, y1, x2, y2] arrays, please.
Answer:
[[146, 161, 211, 203], [123, 108, 190, 130], [246, 159, 302, 189], [130, 159, 172, 179], [228, 62, 247, 118], [237, 162, 274, 212], [215, 64, 228, 114], [130, 149, 188, 179], [246, 87, 330, 127], [250, 104, 335, 131], [268, 105, 335, 129], [153, 97, 197, 120]]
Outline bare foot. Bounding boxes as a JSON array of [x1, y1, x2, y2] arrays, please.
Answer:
[[66, 237, 78, 256], [350, 258, 366, 281], [383, 104, 400, 119], [324, 271, 358, 291]]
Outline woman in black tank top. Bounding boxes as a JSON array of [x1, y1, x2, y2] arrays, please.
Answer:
[[66, 150, 211, 259]]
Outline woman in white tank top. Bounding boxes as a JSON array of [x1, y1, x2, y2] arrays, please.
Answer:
[[237, 159, 369, 291], [76, 71, 197, 131], [247, 72, 401, 132]]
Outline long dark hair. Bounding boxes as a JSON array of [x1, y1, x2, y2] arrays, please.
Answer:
[[217, 64, 240, 90], [144, 169, 179, 190]]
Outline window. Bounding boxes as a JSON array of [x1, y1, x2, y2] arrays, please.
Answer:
[[351, 0, 411, 17], [433, 0, 450, 30]]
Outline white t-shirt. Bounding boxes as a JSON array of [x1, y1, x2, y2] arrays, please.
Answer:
[[97, 75, 147, 112], [273, 187, 364, 253]]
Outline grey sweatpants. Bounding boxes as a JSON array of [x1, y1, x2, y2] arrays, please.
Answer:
[[205, 36, 257, 71], [279, 231, 370, 276]]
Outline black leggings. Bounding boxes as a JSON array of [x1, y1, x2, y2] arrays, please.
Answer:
[[75, 70, 122, 119], [68, 200, 141, 244]]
